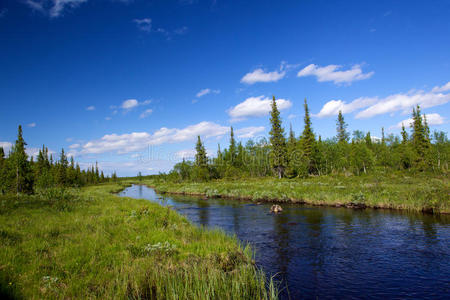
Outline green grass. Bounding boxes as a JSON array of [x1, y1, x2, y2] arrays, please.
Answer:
[[140, 172, 450, 214], [0, 183, 277, 299]]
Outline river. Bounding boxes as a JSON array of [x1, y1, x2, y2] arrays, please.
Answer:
[[119, 184, 450, 299]]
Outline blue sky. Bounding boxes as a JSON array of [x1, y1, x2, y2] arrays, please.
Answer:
[[0, 0, 449, 176]]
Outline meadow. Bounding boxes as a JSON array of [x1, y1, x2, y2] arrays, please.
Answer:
[[142, 172, 450, 214], [0, 183, 277, 299]]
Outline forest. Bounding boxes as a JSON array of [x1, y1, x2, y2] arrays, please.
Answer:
[[0, 125, 113, 195], [165, 97, 449, 182]]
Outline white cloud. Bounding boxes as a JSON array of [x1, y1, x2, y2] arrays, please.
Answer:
[[391, 113, 446, 129], [316, 84, 450, 119], [228, 96, 292, 122], [27, 122, 36, 128], [25, 0, 88, 18], [69, 143, 80, 149], [432, 82, 450, 93], [235, 126, 265, 138], [175, 149, 196, 159], [86, 105, 95, 111], [120, 99, 151, 111], [0, 142, 13, 153], [80, 121, 229, 155], [175, 148, 214, 160], [356, 90, 450, 119], [315, 97, 378, 118], [139, 109, 153, 119], [297, 64, 374, 85], [196, 88, 220, 98], [133, 18, 152, 32], [241, 68, 286, 84]]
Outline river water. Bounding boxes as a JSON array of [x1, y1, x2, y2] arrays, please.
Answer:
[[119, 184, 450, 299]]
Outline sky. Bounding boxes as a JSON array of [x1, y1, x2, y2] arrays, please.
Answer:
[[0, 0, 449, 176]]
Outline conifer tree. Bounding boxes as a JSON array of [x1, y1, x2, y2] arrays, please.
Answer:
[[229, 127, 237, 165], [57, 148, 68, 185], [9, 125, 33, 194], [336, 110, 349, 143], [269, 96, 287, 178], [195, 136, 208, 167], [286, 123, 298, 176], [299, 98, 316, 175], [401, 124, 408, 144], [0, 147, 5, 194]]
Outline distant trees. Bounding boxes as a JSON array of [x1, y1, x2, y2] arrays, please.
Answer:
[[166, 101, 448, 182], [0, 126, 110, 195]]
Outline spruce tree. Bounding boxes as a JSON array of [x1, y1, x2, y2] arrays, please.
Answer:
[[269, 96, 287, 178], [9, 125, 33, 194], [336, 110, 349, 143], [229, 127, 237, 165], [286, 123, 298, 176], [195, 136, 208, 167], [57, 148, 68, 185], [299, 98, 316, 175]]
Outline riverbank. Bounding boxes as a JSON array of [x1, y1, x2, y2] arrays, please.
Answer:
[[139, 173, 450, 214], [0, 183, 277, 299]]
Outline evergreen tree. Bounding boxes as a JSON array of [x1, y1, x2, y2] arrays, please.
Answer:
[[401, 123, 408, 144], [0, 147, 5, 194], [336, 110, 349, 143], [269, 96, 287, 178], [286, 123, 298, 176], [228, 127, 237, 165], [195, 136, 208, 167], [411, 105, 431, 170], [57, 148, 68, 185], [8, 125, 33, 194], [299, 98, 316, 175]]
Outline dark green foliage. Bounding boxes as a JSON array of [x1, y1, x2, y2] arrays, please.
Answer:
[[0, 126, 108, 195], [336, 110, 349, 143], [298, 98, 317, 176], [165, 104, 447, 182], [269, 96, 288, 178]]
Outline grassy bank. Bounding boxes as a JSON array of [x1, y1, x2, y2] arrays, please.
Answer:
[[141, 173, 450, 214], [0, 183, 277, 299]]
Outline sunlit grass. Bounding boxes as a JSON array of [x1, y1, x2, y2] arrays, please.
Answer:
[[0, 183, 277, 299], [140, 172, 449, 214]]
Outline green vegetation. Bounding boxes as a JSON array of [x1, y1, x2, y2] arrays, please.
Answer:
[[0, 126, 112, 196], [166, 103, 448, 183], [155, 101, 448, 213], [143, 173, 449, 213], [0, 183, 277, 299]]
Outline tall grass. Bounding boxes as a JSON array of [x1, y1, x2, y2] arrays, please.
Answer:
[[0, 184, 277, 299]]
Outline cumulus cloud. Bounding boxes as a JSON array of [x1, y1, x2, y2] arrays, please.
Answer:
[[315, 97, 378, 118], [316, 84, 450, 119], [431, 81, 450, 93], [196, 88, 220, 98], [241, 68, 286, 84], [133, 18, 152, 32], [80, 121, 229, 155], [120, 99, 151, 111], [228, 96, 292, 122], [25, 0, 88, 18], [391, 113, 446, 129], [235, 126, 265, 138], [297, 64, 374, 85], [0, 142, 13, 153], [27, 122, 37, 128], [356, 90, 450, 119], [69, 143, 80, 149], [139, 109, 153, 119], [86, 105, 95, 111]]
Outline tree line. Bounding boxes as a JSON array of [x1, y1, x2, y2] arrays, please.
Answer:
[[0, 125, 114, 195], [168, 97, 449, 181]]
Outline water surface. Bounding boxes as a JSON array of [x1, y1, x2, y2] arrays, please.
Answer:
[[119, 184, 450, 299]]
